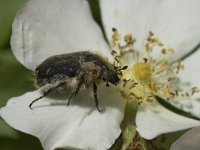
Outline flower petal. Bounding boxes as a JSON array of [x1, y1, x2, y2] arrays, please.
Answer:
[[136, 101, 200, 139], [179, 48, 200, 96], [0, 85, 125, 150], [170, 48, 200, 118], [170, 127, 200, 150], [11, 0, 111, 70], [100, 0, 200, 60]]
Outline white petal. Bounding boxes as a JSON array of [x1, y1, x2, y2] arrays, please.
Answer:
[[100, 0, 200, 60], [11, 0, 111, 70], [136, 101, 200, 139], [0, 85, 125, 150], [170, 49, 200, 118], [170, 127, 200, 150], [179, 48, 200, 98]]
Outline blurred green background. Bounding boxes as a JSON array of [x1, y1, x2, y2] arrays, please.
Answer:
[[0, 0, 185, 150], [0, 0, 42, 149]]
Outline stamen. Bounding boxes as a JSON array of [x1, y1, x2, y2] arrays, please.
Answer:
[[110, 28, 199, 105]]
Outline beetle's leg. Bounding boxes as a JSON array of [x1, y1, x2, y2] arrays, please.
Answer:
[[93, 82, 102, 112], [29, 82, 65, 110], [67, 76, 84, 105]]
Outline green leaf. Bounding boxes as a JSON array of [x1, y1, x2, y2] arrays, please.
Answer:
[[155, 96, 200, 121], [87, 0, 107, 41]]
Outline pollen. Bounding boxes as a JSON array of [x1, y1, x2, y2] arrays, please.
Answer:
[[132, 63, 151, 84], [110, 28, 199, 105]]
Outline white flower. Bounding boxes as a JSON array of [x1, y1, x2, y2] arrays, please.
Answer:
[[100, 0, 200, 140], [1, 0, 200, 150]]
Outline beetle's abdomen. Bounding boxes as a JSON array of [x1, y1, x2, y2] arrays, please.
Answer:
[[35, 56, 80, 87]]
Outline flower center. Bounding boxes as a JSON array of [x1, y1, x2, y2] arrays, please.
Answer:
[[110, 28, 199, 104], [132, 63, 151, 84]]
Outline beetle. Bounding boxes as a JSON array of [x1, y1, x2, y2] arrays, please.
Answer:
[[29, 51, 127, 111]]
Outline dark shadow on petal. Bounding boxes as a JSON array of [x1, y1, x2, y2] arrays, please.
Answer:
[[30, 84, 124, 113]]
